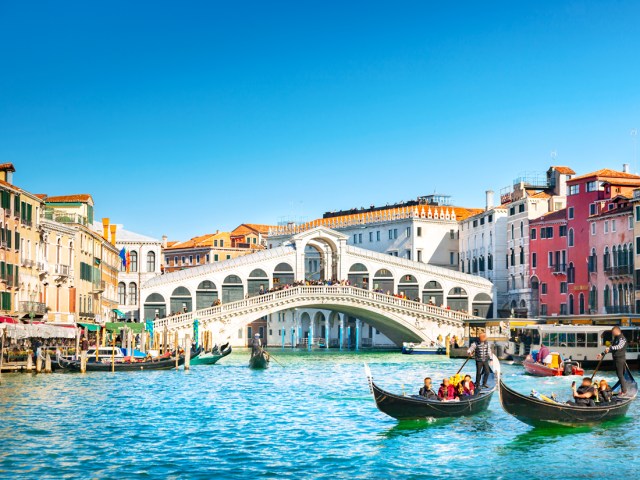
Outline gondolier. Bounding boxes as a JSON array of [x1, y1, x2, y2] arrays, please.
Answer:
[[467, 332, 491, 390], [602, 326, 628, 396], [251, 333, 263, 356]]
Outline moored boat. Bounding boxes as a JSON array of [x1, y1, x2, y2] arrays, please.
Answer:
[[401, 342, 446, 355], [249, 350, 270, 369], [364, 355, 500, 420], [523, 353, 584, 377], [191, 343, 232, 365], [499, 367, 637, 427], [57, 348, 188, 372]]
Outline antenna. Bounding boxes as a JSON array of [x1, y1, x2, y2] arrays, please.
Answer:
[[631, 129, 638, 175]]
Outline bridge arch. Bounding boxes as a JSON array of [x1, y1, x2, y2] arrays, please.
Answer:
[[248, 268, 269, 297], [423, 280, 444, 306], [222, 275, 244, 303], [170, 286, 192, 314], [373, 268, 394, 294], [472, 292, 492, 318], [144, 293, 166, 320], [348, 263, 369, 289], [196, 281, 218, 310], [273, 262, 294, 286], [447, 287, 468, 312], [399, 274, 419, 300]]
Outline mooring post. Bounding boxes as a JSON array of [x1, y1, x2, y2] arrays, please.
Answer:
[[347, 326, 352, 349], [355, 319, 361, 352], [184, 335, 191, 371], [281, 325, 285, 350], [308, 321, 313, 351], [174, 331, 179, 370], [45, 354, 52, 373], [339, 315, 344, 351]]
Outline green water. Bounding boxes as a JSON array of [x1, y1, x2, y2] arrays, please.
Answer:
[[0, 350, 636, 479]]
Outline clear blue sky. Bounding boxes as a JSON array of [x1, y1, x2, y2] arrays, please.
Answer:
[[1, 1, 639, 240]]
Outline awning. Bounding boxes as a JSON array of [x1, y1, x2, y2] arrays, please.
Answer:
[[112, 309, 126, 318], [78, 323, 100, 331], [0, 316, 19, 324], [104, 322, 145, 334]]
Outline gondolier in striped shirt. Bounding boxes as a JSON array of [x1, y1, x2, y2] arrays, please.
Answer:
[[467, 332, 491, 391], [602, 326, 628, 396]]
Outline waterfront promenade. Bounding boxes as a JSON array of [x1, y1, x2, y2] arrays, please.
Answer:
[[0, 351, 637, 479]]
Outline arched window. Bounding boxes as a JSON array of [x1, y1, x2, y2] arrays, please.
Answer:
[[146, 251, 156, 272], [487, 253, 493, 271], [568, 228, 574, 247], [118, 282, 126, 305], [603, 247, 610, 270], [130, 251, 138, 272], [579, 293, 585, 315], [128, 282, 137, 305], [604, 285, 611, 308], [520, 221, 524, 238], [589, 286, 597, 312]]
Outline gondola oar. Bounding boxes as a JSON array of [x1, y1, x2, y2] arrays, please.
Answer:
[[456, 355, 473, 375], [266, 350, 285, 368], [591, 353, 605, 381]]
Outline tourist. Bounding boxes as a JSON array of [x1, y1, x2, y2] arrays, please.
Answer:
[[438, 378, 457, 401], [459, 375, 475, 397], [537, 343, 550, 366], [467, 332, 491, 390], [598, 379, 613, 403], [81, 336, 89, 352], [419, 377, 437, 400], [600, 326, 628, 396], [572, 378, 597, 406]]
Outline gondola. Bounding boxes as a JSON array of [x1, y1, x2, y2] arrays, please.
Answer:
[[499, 366, 637, 427], [191, 343, 232, 365], [249, 349, 270, 369], [364, 355, 500, 420], [57, 351, 187, 372]]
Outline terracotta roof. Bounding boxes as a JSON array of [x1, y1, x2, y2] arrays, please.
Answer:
[[601, 178, 640, 187], [568, 169, 640, 183], [0, 163, 15, 172], [46, 194, 94, 203], [591, 203, 633, 219], [34, 194, 47, 200], [231, 224, 273, 236], [551, 166, 575, 175], [164, 232, 232, 250], [530, 209, 566, 223], [529, 191, 552, 199]]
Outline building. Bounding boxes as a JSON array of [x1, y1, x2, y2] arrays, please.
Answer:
[[501, 166, 574, 317], [95, 221, 162, 322], [458, 190, 508, 318], [163, 227, 268, 274], [632, 189, 640, 313], [42, 195, 120, 324], [269, 194, 483, 272]]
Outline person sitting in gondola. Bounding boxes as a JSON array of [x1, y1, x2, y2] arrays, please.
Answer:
[[458, 375, 475, 397], [571, 378, 597, 406], [419, 377, 437, 400], [438, 378, 459, 402], [598, 379, 613, 403]]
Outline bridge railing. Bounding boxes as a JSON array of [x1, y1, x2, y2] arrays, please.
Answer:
[[153, 285, 480, 330]]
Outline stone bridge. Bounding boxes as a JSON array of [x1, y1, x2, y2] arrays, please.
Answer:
[[143, 227, 494, 346]]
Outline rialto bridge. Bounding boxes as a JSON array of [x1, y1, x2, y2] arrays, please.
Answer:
[[142, 227, 494, 347]]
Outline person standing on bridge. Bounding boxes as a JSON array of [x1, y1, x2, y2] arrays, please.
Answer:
[[467, 332, 491, 391]]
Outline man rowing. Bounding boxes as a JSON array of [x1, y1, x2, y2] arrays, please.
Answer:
[[467, 332, 491, 391], [600, 326, 628, 397]]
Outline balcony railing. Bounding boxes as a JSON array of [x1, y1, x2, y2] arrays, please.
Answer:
[[79, 312, 96, 319], [21, 218, 33, 227], [20, 258, 35, 268], [92, 280, 106, 293], [19, 301, 46, 315], [604, 265, 633, 277], [550, 263, 567, 274], [54, 264, 70, 276], [605, 305, 634, 314], [37, 261, 47, 272], [42, 209, 88, 226]]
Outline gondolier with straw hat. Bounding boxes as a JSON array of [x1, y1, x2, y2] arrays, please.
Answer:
[[599, 326, 628, 396], [467, 332, 491, 391]]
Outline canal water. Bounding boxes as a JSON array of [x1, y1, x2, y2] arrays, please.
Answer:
[[0, 350, 637, 479]]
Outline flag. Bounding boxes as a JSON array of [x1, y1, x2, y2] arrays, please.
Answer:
[[119, 247, 127, 269], [126, 250, 131, 273]]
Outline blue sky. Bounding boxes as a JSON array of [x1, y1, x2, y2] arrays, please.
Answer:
[[1, 1, 639, 239]]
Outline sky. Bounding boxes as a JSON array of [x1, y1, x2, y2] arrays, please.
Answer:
[[1, 1, 640, 240]]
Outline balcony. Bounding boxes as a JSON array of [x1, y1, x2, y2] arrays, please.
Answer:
[[604, 265, 633, 278], [21, 218, 33, 227], [92, 280, 106, 294], [42, 209, 88, 226], [19, 301, 46, 315], [550, 263, 567, 274], [79, 312, 96, 319], [20, 258, 35, 268], [55, 264, 69, 275]]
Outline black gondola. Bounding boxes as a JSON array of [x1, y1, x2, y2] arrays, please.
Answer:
[[364, 356, 500, 420], [57, 351, 187, 372], [249, 350, 270, 369], [499, 367, 638, 427]]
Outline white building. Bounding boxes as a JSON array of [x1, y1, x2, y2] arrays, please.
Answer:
[[458, 190, 508, 318], [96, 223, 162, 322]]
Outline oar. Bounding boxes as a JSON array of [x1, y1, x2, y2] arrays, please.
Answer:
[[456, 355, 472, 375], [266, 351, 286, 368], [590, 353, 605, 382]]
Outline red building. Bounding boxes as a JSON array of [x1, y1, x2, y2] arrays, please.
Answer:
[[530, 166, 640, 317], [529, 209, 569, 316]]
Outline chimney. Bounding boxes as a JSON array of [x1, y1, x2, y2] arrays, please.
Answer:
[[110, 224, 117, 246], [485, 190, 494, 211], [101, 218, 110, 241], [162, 235, 168, 248], [0, 163, 16, 184], [623, 163, 630, 173]]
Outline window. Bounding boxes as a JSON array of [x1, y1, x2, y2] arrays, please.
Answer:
[[586, 181, 598, 192], [214, 254, 219, 261], [174, 256, 178, 265], [590, 204, 597, 216], [450, 229, 455, 239], [358, 233, 362, 244], [196, 254, 200, 264], [406, 227, 411, 238], [531, 253, 537, 268], [541, 304, 548, 315], [518, 204, 525, 213], [629, 215, 634, 230], [591, 223, 596, 235], [568, 207, 574, 219], [559, 225, 567, 237], [417, 227, 422, 237], [353, 234, 358, 244], [147, 251, 156, 272], [450, 252, 455, 265], [214, 240, 218, 247], [128, 283, 137, 305], [520, 221, 524, 237], [546, 227, 554, 238], [636, 237, 640, 255], [369, 232, 373, 242], [541, 283, 548, 295], [393, 229, 398, 239], [206, 254, 210, 263], [473, 220, 478, 228], [509, 206, 515, 216], [548, 252, 553, 267], [604, 221, 609, 234], [388, 230, 393, 240], [226, 254, 231, 260], [636, 205, 640, 222], [530, 228, 537, 240], [568, 229, 574, 247], [519, 247, 524, 265], [569, 184, 580, 195], [406, 250, 411, 260], [560, 282, 567, 294], [118, 282, 126, 305], [130, 251, 138, 272], [220, 240, 224, 247], [189, 255, 193, 264], [376, 231, 380, 241], [612, 220, 617, 232], [540, 228, 546, 239], [488, 214, 493, 223], [417, 250, 422, 262]]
